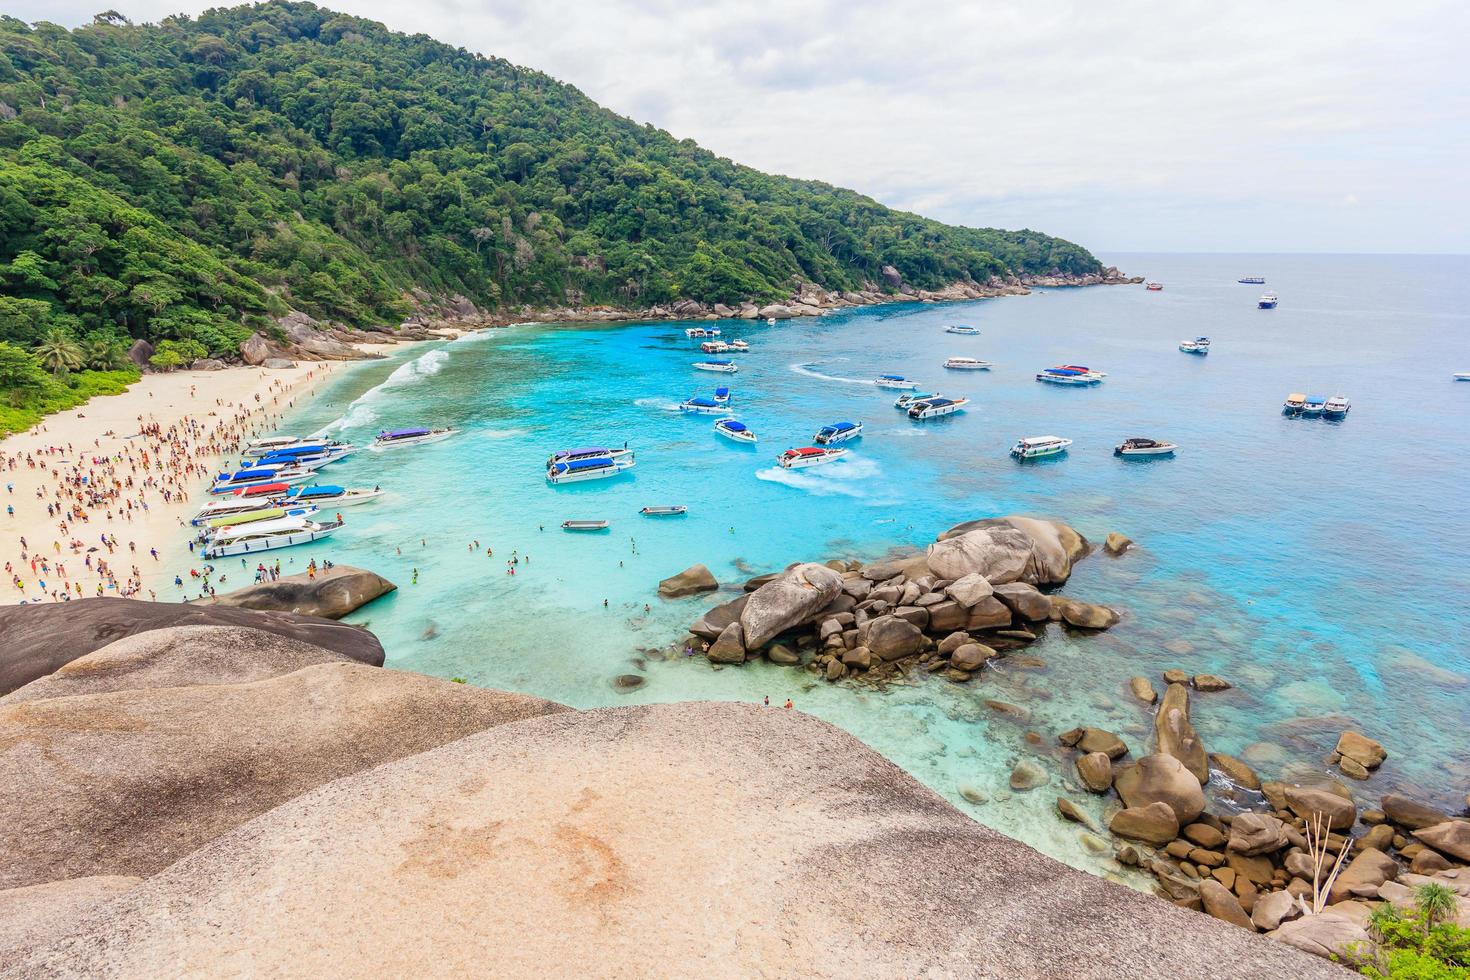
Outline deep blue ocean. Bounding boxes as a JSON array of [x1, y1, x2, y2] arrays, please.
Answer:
[[193, 253, 1470, 874]]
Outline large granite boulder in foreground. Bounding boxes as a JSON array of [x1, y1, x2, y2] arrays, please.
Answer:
[[934, 516, 1089, 585], [738, 562, 842, 648], [0, 656, 566, 889], [9, 703, 1344, 978], [0, 598, 384, 695], [191, 565, 396, 620]]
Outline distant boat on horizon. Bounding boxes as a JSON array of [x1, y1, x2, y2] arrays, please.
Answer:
[[1258, 292, 1279, 309], [1238, 277, 1266, 284]]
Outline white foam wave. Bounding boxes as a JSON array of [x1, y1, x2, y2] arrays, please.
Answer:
[[316, 347, 452, 435], [754, 456, 881, 498], [789, 362, 875, 386]]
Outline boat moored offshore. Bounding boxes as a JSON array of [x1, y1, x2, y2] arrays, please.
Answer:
[[727, 339, 749, 351], [1283, 392, 1307, 414], [813, 421, 863, 445], [545, 446, 634, 468], [639, 505, 688, 517], [714, 418, 758, 444], [209, 465, 313, 495], [776, 446, 848, 469], [1322, 394, 1351, 418], [546, 455, 636, 485], [699, 340, 731, 354], [874, 374, 919, 390], [692, 359, 738, 374], [1301, 395, 1327, 416], [1258, 292, 1279, 309], [893, 392, 937, 410], [371, 427, 457, 450], [1036, 367, 1100, 386], [1145, 282, 1163, 291], [908, 397, 969, 419], [944, 357, 992, 370], [945, 325, 980, 336], [1178, 337, 1211, 354], [283, 484, 386, 507], [561, 519, 610, 531], [1238, 277, 1266, 284], [685, 327, 721, 339], [1011, 436, 1073, 459], [1114, 437, 1177, 457], [679, 396, 726, 414], [712, 386, 732, 405]]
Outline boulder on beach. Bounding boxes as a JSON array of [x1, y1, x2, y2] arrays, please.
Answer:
[[1413, 821, 1470, 862], [860, 615, 924, 662], [0, 598, 384, 696], [706, 622, 746, 664], [1109, 801, 1180, 845], [1199, 879, 1255, 930], [1284, 786, 1357, 831], [657, 564, 719, 598], [1227, 813, 1289, 856], [193, 565, 396, 620], [1380, 793, 1446, 830], [1052, 598, 1120, 630], [689, 594, 747, 641], [1154, 683, 1209, 783], [1327, 848, 1399, 905], [739, 563, 843, 649], [1113, 753, 1207, 824]]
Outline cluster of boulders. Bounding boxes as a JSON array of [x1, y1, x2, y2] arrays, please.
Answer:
[[679, 516, 1120, 680], [1043, 667, 1470, 965], [234, 308, 464, 366]]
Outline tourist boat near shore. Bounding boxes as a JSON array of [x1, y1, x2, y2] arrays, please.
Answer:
[[1323, 394, 1351, 418], [777, 446, 848, 469], [813, 421, 863, 445], [685, 327, 720, 339], [893, 392, 937, 410], [1283, 392, 1307, 414], [204, 504, 319, 534], [874, 374, 918, 390], [1238, 277, 1266, 284], [908, 397, 969, 419], [202, 515, 343, 559], [1178, 337, 1210, 354], [679, 396, 725, 414], [546, 455, 636, 485], [714, 418, 757, 444], [1114, 438, 1177, 457], [1036, 367, 1100, 386], [1010, 436, 1072, 459], [727, 339, 749, 351], [1301, 394, 1327, 417], [639, 505, 687, 517], [945, 325, 980, 336], [246, 443, 355, 470], [1145, 282, 1163, 291], [191, 494, 285, 526], [209, 465, 313, 495], [700, 340, 730, 354], [944, 357, 992, 370], [282, 484, 385, 507], [561, 519, 610, 531], [693, 359, 738, 373], [371, 427, 457, 450], [545, 446, 634, 468], [712, 386, 732, 405], [1258, 292, 1279, 309]]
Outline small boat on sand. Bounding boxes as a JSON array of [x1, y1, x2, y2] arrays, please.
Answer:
[[813, 421, 863, 445], [1114, 438, 1177, 457], [639, 506, 687, 517], [776, 447, 847, 469], [1011, 436, 1072, 459], [561, 520, 610, 531], [874, 374, 918, 390], [714, 418, 757, 444], [693, 359, 738, 374]]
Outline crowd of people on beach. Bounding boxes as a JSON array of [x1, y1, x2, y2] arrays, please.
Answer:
[[2, 369, 325, 605]]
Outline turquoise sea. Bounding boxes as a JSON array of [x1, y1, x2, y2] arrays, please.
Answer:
[[183, 253, 1470, 876]]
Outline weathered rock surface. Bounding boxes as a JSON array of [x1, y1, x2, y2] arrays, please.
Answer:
[[1381, 794, 1446, 830], [1110, 801, 1180, 845], [1009, 760, 1049, 791], [1251, 890, 1302, 932], [1076, 752, 1114, 792], [1052, 598, 1120, 630], [926, 527, 1035, 584], [1154, 683, 1208, 783], [0, 598, 384, 696], [1327, 848, 1398, 905], [859, 615, 924, 662], [192, 565, 396, 619], [1114, 753, 1207, 824], [1103, 532, 1132, 555], [1210, 752, 1263, 791], [0, 662, 566, 889], [1129, 676, 1159, 705], [1284, 786, 1357, 831], [1269, 912, 1371, 963], [3, 702, 1340, 978], [739, 563, 843, 649], [943, 573, 994, 608], [688, 594, 747, 641], [1228, 813, 1289, 856], [1199, 879, 1255, 930], [1414, 821, 1470, 861], [1333, 731, 1386, 771], [0, 876, 140, 963], [706, 622, 746, 664], [991, 581, 1052, 621], [657, 564, 719, 598]]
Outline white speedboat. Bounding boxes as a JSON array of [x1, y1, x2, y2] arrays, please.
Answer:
[[727, 339, 749, 351], [546, 455, 636, 484], [1323, 394, 1351, 418], [944, 357, 992, 370], [209, 465, 313, 495], [204, 504, 319, 535], [371, 427, 457, 450], [1035, 367, 1096, 385], [1011, 436, 1072, 459], [1456, 373, 1470, 381], [202, 515, 342, 559], [545, 446, 634, 468], [945, 325, 980, 336], [712, 386, 732, 405], [561, 519, 610, 531], [693, 359, 738, 374], [1178, 337, 1210, 354], [700, 340, 730, 354], [639, 506, 687, 517], [813, 421, 863, 445], [1301, 394, 1327, 417], [1283, 392, 1306, 414], [777, 446, 848, 469], [874, 374, 918, 390], [680, 396, 726, 414], [685, 327, 720, 339], [714, 418, 758, 444], [893, 392, 937, 410], [1146, 282, 1163, 291], [283, 484, 386, 507], [1114, 438, 1177, 457], [908, 397, 969, 419], [245, 434, 304, 453], [246, 444, 355, 471], [191, 494, 286, 526], [1258, 292, 1279, 309]]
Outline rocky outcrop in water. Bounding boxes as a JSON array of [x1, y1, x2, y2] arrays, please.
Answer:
[[191, 564, 396, 619]]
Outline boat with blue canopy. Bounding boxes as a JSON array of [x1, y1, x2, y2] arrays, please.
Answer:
[[546, 455, 636, 485], [874, 374, 919, 390], [813, 421, 863, 445], [209, 465, 312, 495], [713, 386, 732, 405], [679, 396, 725, 414], [714, 418, 757, 444], [371, 427, 456, 450], [283, 484, 385, 507], [945, 325, 980, 336], [1036, 367, 1103, 386], [545, 446, 633, 468]]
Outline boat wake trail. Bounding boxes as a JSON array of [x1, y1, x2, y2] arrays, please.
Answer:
[[316, 347, 452, 435], [634, 397, 682, 412], [481, 427, 530, 440], [754, 456, 882, 498], [789, 362, 875, 386]]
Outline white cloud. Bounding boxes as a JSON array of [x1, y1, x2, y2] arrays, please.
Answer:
[[20, 0, 1470, 252]]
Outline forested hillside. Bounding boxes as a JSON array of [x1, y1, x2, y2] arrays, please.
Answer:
[[0, 0, 1100, 369]]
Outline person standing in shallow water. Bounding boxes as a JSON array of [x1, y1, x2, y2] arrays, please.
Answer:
[[784, 699, 792, 710]]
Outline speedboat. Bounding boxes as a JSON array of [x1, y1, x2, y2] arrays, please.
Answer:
[[685, 327, 720, 339], [209, 465, 313, 495], [1036, 367, 1099, 386], [944, 357, 992, 370], [1283, 392, 1307, 414], [874, 374, 918, 390], [680, 396, 726, 414], [204, 505, 319, 535], [246, 443, 355, 471], [1178, 337, 1210, 355], [1323, 394, 1351, 418], [1114, 438, 1177, 457], [191, 494, 285, 526], [1239, 277, 1266, 285], [546, 446, 634, 468], [714, 418, 757, 444], [700, 340, 730, 354], [893, 392, 937, 410], [945, 325, 980, 336], [283, 484, 385, 507], [1056, 364, 1107, 379], [371, 427, 456, 450], [1011, 436, 1072, 459], [1258, 292, 1279, 309], [908, 397, 969, 419], [202, 514, 342, 559], [693, 359, 738, 373], [1456, 373, 1470, 381], [1301, 394, 1327, 417], [1145, 282, 1163, 291], [727, 339, 749, 351], [546, 455, 636, 485], [639, 506, 687, 517], [712, 386, 732, 405], [561, 519, 610, 531], [776, 447, 848, 469], [813, 421, 863, 445]]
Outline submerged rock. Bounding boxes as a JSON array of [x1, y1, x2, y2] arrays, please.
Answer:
[[1009, 760, 1048, 791], [1052, 598, 1120, 630], [1110, 801, 1180, 845], [1129, 676, 1159, 705], [1209, 752, 1263, 791], [1103, 532, 1132, 556]]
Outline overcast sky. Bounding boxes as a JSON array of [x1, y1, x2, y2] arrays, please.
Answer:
[[23, 0, 1470, 253]]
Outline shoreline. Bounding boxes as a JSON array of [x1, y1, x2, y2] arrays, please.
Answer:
[[0, 333, 452, 606]]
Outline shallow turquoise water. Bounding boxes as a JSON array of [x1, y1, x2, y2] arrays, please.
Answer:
[[190, 253, 1470, 873]]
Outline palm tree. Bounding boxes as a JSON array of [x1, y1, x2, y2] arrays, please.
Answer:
[[80, 338, 126, 372], [32, 329, 84, 376], [1415, 882, 1458, 933]]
